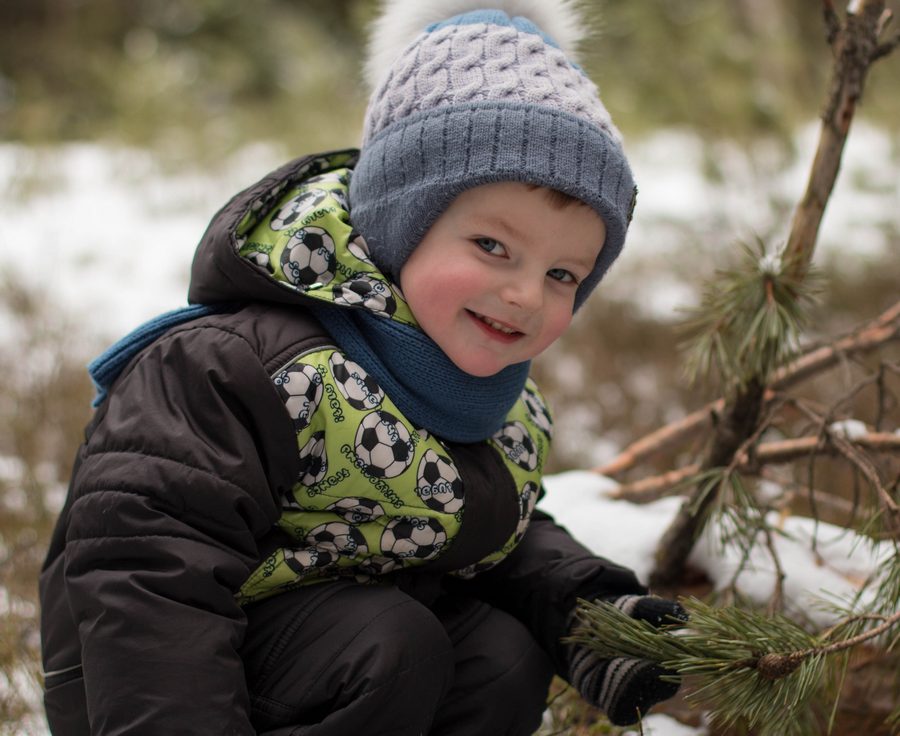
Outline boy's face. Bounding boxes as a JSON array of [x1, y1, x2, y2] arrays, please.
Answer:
[[399, 181, 606, 377]]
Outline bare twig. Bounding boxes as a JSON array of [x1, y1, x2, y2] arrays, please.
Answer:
[[776, 481, 857, 518], [784, 0, 889, 281], [750, 432, 900, 466], [612, 432, 900, 502], [593, 300, 900, 477], [823, 0, 842, 46], [752, 608, 900, 680], [827, 431, 900, 533]]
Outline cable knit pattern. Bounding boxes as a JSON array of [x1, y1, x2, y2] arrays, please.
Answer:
[[350, 8, 637, 311], [363, 23, 619, 146]]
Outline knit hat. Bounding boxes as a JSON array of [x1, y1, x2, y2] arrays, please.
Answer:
[[349, 0, 637, 310]]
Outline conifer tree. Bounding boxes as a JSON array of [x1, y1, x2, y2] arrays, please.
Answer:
[[580, 1, 900, 732]]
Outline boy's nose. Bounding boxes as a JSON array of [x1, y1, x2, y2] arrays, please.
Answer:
[[500, 275, 543, 311]]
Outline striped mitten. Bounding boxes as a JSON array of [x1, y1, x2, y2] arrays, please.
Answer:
[[567, 595, 687, 726]]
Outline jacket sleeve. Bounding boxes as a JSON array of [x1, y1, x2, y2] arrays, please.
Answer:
[[59, 325, 299, 735], [449, 506, 648, 675]]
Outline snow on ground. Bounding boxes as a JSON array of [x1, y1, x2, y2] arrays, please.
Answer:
[[1, 128, 896, 736], [540, 471, 891, 629], [623, 713, 708, 736], [0, 142, 286, 342], [1, 123, 897, 343]]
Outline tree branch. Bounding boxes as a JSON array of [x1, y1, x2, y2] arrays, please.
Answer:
[[753, 608, 900, 679], [784, 0, 889, 281], [611, 432, 900, 502], [593, 299, 900, 477], [823, 0, 841, 47]]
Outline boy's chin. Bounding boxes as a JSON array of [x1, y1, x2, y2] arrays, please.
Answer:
[[451, 356, 521, 378]]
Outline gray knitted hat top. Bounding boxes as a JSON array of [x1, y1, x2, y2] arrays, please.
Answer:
[[349, 2, 636, 310]]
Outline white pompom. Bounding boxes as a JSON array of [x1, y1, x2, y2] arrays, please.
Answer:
[[363, 0, 587, 91]]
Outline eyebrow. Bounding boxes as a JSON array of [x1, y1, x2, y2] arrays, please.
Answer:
[[471, 213, 527, 244], [472, 214, 597, 271]]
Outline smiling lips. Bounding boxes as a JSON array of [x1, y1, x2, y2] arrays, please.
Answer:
[[467, 310, 523, 342]]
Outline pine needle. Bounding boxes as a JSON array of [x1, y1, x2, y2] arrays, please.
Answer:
[[681, 239, 821, 392], [568, 597, 839, 734]]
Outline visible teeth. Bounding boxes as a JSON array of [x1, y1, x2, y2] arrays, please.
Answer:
[[481, 316, 517, 334]]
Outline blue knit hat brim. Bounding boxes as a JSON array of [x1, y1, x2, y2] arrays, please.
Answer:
[[349, 100, 636, 310]]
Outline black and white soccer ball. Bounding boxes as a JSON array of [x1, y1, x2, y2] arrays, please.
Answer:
[[354, 410, 414, 478], [358, 554, 399, 576], [329, 352, 384, 411], [333, 275, 397, 317], [325, 497, 386, 524], [306, 521, 368, 557], [297, 430, 327, 486], [281, 227, 336, 287], [515, 481, 539, 541], [522, 384, 553, 438], [381, 516, 447, 560], [347, 232, 373, 264], [270, 188, 330, 231], [305, 171, 349, 188], [492, 421, 538, 472], [284, 546, 334, 575], [326, 187, 349, 211], [415, 449, 464, 514], [243, 249, 272, 271], [274, 363, 323, 432]]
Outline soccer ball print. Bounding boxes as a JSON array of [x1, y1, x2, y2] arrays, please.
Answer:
[[381, 517, 447, 560], [329, 352, 384, 411], [297, 430, 327, 486], [358, 554, 399, 576], [492, 421, 538, 472], [325, 497, 386, 524], [415, 449, 464, 514], [522, 384, 553, 438], [354, 410, 414, 478], [281, 227, 336, 287], [347, 232, 372, 264], [306, 522, 368, 558], [284, 546, 334, 575], [270, 188, 329, 231], [274, 363, 323, 432], [515, 481, 539, 541], [332, 275, 397, 317], [243, 249, 272, 271], [304, 171, 349, 188]]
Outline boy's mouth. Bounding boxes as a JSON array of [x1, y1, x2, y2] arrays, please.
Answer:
[[467, 310, 523, 339]]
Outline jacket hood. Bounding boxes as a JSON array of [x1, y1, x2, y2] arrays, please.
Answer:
[[189, 149, 417, 328]]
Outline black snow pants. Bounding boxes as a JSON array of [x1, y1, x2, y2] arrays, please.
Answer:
[[240, 580, 555, 735]]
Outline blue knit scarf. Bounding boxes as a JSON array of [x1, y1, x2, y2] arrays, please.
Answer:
[[88, 301, 529, 443], [309, 303, 530, 443]]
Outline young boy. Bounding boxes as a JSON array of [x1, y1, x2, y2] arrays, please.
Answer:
[[40, 2, 684, 734]]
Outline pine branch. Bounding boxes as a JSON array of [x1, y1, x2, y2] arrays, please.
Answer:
[[569, 597, 900, 734]]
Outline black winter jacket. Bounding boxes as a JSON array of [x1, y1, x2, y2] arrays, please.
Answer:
[[39, 151, 646, 735]]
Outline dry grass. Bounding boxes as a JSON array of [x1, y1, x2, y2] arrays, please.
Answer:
[[0, 275, 95, 734]]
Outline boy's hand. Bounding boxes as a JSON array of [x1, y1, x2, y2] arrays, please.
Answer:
[[567, 595, 687, 726]]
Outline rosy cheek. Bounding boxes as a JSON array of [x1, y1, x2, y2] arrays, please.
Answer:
[[544, 309, 573, 346]]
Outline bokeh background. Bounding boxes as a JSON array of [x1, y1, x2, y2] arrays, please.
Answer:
[[1, 1, 898, 733]]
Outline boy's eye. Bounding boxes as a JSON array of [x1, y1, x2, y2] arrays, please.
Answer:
[[474, 237, 505, 256], [547, 268, 577, 284]]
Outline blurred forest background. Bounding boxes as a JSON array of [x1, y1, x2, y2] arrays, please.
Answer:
[[0, 0, 898, 733]]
